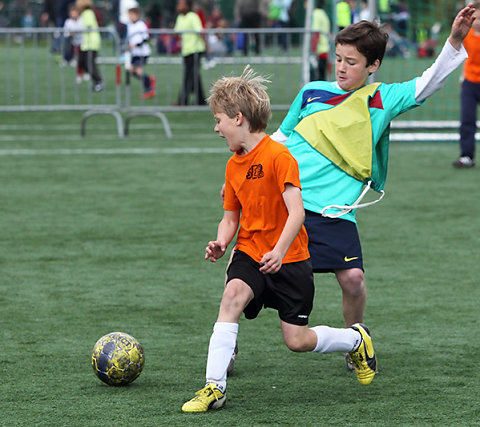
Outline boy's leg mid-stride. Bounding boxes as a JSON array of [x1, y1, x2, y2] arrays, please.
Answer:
[[181, 320, 377, 413], [181, 266, 377, 413]]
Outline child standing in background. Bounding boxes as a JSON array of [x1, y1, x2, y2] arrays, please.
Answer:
[[77, 0, 103, 92], [126, 5, 156, 99], [63, 3, 84, 83]]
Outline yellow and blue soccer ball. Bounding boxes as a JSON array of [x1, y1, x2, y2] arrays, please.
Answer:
[[91, 332, 145, 386]]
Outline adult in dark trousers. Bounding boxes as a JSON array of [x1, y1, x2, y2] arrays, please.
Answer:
[[234, 0, 269, 55], [453, 0, 480, 168], [174, 0, 206, 105]]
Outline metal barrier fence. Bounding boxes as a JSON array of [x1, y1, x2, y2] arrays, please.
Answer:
[[0, 26, 471, 141], [0, 27, 312, 138], [0, 27, 121, 110]]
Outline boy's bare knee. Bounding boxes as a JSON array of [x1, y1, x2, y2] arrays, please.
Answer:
[[220, 280, 252, 313], [338, 269, 365, 296]]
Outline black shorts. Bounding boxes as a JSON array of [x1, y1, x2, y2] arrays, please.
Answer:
[[304, 210, 364, 273], [226, 250, 314, 326], [131, 56, 148, 66]]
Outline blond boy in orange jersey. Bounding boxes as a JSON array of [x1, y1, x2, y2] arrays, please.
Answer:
[[181, 67, 377, 413]]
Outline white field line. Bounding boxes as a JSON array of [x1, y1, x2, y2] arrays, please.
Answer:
[[0, 147, 229, 156], [0, 143, 459, 156], [0, 133, 217, 142], [0, 123, 208, 131]]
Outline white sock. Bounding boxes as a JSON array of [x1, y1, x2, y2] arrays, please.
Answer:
[[310, 325, 361, 353], [205, 322, 238, 393]]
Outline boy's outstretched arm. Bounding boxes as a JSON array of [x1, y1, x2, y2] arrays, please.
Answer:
[[205, 209, 240, 262], [415, 4, 475, 103], [259, 184, 305, 274], [448, 3, 476, 50]]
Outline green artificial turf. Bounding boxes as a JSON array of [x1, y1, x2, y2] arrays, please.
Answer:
[[0, 111, 479, 426]]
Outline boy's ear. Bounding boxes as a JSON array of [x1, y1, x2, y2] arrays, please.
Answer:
[[235, 112, 244, 126], [367, 59, 381, 74]]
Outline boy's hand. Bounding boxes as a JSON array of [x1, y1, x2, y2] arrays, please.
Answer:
[[449, 4, 475, 49], [259, 249, 284, 274], [205, 240, 226, 262]]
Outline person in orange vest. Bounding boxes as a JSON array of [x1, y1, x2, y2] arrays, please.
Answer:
[[453, 0, 480, 168]]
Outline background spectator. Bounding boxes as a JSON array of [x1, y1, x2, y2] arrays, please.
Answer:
[[234, 0, 269, 55], [145, 2, 161, 28], [62, 2, 83, 72], [174, 0, 206, 105], [336, 0, 351, 30], [113, 0, 138, 44], [359, 0, 372, 21], [269, 0, 293, 51], [21, 7, 36, 28], [41, 0, 58, 27], [0, 1, 8, 27], [311, 0, 331, 81], [348, 0, 360, 24], [126, 5, 156, 99], [205, 8, 231, 68], [394, 0, 409, 38], [77, 0, 103, 92], [453, 0, 480, 168]]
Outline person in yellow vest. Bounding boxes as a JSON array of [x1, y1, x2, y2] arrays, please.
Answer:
[[76, 0, 103, 92], [174, 0, 206, 105], [336, 0, 351, 30], [378, 0, 391, 21], [378, 0, 390, 13]]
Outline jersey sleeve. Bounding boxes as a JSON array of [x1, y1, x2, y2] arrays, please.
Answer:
[[223, 164, 241, 211], [274, 150, 302, 194], [415, 40, 467, 102], [379, 79, 422, 120], [278, 87, 306, 137]]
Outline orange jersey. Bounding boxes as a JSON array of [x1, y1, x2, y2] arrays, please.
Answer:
[[464, 29, 480, 83], [223, 135, 310, 264]]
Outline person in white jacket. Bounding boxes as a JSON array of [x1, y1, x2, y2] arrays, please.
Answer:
[[126, 5, 155, 99]]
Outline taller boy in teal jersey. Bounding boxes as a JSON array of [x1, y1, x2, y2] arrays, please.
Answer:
[[270, 5, 476, 370]]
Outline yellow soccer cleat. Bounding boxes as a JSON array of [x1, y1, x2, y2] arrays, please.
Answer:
[[348, 323, 377, 385], [182, 383, 226, 413]]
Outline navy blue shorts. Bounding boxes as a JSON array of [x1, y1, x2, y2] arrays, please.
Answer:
[[226, 250, 314, 326], [304, 210, 364, 273]]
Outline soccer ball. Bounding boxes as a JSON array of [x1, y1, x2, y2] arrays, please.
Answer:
[[91, 332, 145, 386]]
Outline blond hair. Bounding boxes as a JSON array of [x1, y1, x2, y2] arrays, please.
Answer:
[[208, 66, 271, 132]]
